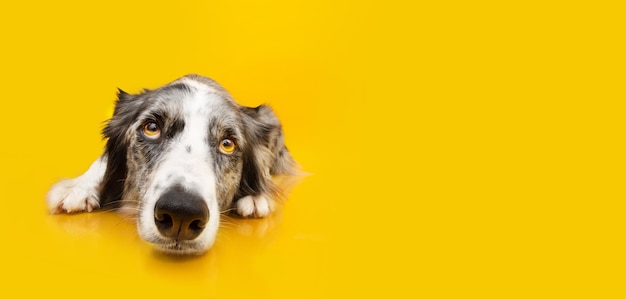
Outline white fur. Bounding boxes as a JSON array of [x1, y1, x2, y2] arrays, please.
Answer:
[[47, 156, 106, 213], [236, 194, 273, 217], [179, 77, 220, 94]]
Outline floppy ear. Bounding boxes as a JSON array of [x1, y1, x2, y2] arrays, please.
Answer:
[[99, 89, 143, 207], [237, 105, 297, 199]]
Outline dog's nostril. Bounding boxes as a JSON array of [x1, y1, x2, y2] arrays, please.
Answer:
[[155, 213, 173, 230], [189, 219, 205, 232]]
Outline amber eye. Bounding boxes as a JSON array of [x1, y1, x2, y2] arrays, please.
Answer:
[[219, 138, 236, 154], [142, 122, 161, 139]]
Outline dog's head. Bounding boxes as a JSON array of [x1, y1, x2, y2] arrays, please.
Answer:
[[99, 74, 295, 254]]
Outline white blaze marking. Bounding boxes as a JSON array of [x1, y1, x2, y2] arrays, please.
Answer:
[[138, 87, 223, 253]]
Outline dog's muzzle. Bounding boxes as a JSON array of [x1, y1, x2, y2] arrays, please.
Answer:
[[153, 186, 209, 241]]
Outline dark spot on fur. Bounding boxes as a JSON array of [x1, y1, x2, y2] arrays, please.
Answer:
[[186, 145, 191, 153]]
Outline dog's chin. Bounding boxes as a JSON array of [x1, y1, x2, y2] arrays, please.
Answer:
[[153, 242, 209, 256], [138, 225, 215, 256]]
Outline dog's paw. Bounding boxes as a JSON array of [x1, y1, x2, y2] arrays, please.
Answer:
[[235, 194, 274, 218], [46, 179, 100, 214]]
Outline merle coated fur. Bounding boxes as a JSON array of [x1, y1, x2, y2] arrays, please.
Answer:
[[100, 75, 296, 213]]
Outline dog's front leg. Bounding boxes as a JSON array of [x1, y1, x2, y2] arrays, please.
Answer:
[[47, 155, 107, 213]]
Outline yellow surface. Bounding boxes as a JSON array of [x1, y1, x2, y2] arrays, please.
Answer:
[[0, 1, 624, 298]]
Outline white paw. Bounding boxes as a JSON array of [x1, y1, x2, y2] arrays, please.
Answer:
[[46, 179, 100, 214], [236, 194, 273, 218]]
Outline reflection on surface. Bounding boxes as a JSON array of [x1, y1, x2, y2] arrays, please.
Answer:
[[44, 204, 298, 297], [47, 205, 285, 253]]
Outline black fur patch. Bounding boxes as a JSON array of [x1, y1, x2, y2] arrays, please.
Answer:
[[235, 105, 295, 200], [100, 90, 143, 208]]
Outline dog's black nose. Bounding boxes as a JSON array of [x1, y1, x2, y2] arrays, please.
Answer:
[[154, 186, 209, 241]]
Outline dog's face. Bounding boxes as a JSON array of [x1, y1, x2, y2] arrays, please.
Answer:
[[99, 75, 294, 254]]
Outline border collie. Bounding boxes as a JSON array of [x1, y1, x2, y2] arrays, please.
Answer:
[[47, 74, 297, 255]]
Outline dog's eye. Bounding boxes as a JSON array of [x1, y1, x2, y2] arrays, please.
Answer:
[[219, 138, 236, 154], [143, 122, 161, 139]]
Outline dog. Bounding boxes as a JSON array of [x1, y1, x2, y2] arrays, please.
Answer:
[[47, 74, 297, 255]]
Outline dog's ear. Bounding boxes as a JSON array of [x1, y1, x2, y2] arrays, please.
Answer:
[[99, 89, 143, 207], [237, 105, 297, 199]]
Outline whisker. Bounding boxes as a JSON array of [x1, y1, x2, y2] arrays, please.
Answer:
[[117, 213, 139, 222], [220, 207, 236, 215], [218, 221, 235, 229]]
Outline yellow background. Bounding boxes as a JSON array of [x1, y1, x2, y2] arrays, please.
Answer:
[[0, 0, 623, 298]]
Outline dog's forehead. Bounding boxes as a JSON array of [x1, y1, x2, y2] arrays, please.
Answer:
[[175, 75, 235, 102], [136, 78, 243, 139], [144, 79, 237, 117]]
